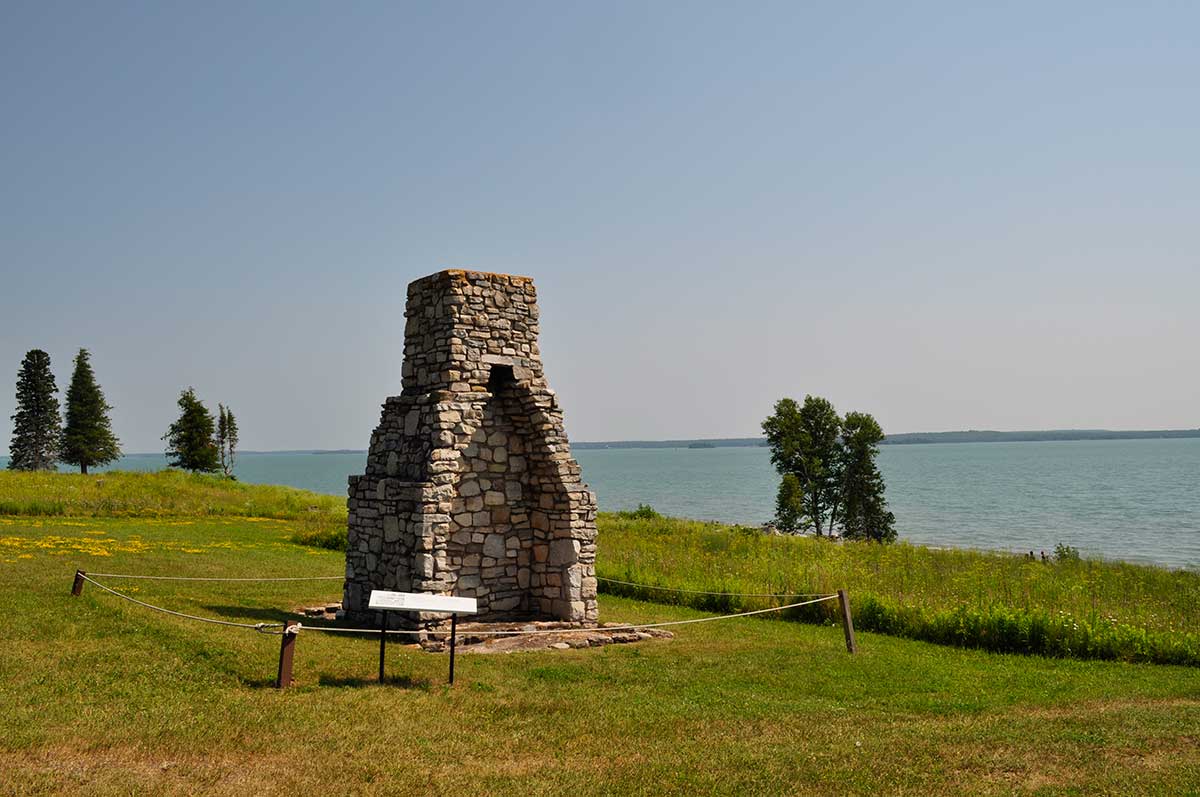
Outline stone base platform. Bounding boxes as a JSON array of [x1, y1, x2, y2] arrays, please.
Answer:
[[291, 605, 672, 654], [419, 621, 674, 654]]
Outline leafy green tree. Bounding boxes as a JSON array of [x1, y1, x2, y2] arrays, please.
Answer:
[[8, 349, 61, 471], [215, 403, 239, 478], [773, 472, 805, 532], [838, 412, 896, 542], [761, 396, 843, 535], [763, 397, 896, 542], [163, 388, 220, 473], [60, 349, 122, 474]]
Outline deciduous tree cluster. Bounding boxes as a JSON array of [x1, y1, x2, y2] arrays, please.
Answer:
[[762, 395, 896, 543]]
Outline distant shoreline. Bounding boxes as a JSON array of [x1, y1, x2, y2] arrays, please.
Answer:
[[23, 428, 1197, 458], [573, 428, 1200, 449]]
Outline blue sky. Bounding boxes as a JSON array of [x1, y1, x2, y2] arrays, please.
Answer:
[[2, 1, 1197, 452]]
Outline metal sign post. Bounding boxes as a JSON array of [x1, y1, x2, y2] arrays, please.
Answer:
[[379, 609, 388, 683], [449, 613, 458, 684], [368, 591, 478, 685]]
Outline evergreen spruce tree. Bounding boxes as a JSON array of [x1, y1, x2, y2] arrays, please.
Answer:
[[215, 404, 239, 478], [163, 388, 220, 473], [224, 406, 238, 477], [8, 349, 61, 471], [60, 349, 122, 474], [216, 404, 229, 476]]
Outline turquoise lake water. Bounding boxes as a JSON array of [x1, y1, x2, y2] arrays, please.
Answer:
[[4, 438, 1198, 568]]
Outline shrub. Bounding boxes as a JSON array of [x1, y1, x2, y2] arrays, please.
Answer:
[[617, 503, 662, 520], [1054, 542, 1081, 563]]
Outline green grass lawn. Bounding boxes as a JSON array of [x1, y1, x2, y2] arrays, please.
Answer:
[[1, 499, 1199, 793]]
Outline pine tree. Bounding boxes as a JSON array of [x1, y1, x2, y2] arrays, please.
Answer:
[[163, 388, 220, 473], [216, 404, 229, 476], [8, 349, 61, 471], [60, 349, 121, 475], [224, 406, 238, 478], [215, 404, 239, 478]]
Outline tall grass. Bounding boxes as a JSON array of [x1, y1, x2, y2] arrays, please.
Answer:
[[0, 470, 346, 524], [596, 512, 1200, 666]]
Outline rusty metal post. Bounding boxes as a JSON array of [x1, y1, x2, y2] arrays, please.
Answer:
[[71, 570, 86, 596], [276, 621, 298, 688], [837, 589, 857, 654]]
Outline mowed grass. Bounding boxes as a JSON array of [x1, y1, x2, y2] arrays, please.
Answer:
[[1, 510, 1199, 794]]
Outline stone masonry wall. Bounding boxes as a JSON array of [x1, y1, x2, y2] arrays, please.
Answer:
[[342, 270, 599, 627]]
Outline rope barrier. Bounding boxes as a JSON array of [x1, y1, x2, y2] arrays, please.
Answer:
[[85, 572, 343, 582], [295, 594, 840, 637], [74, 569, 856, 690], [77, 572, 837, 639], [597, 576, 829, 599], [85, 571, 820, 601], [79, 574, 285, 634]]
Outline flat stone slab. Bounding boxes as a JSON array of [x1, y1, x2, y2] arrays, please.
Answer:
[[418, 620, 673, 654], [288, 606, 672, 653], [296, 604, 344, 619]]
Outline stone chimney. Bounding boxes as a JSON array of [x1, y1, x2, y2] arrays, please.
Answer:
[[343, 270, 599, 626]]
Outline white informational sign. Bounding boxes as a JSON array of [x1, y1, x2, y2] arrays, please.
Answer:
[[368, 590, 478, 614]]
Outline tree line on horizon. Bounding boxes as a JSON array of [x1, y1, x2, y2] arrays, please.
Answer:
[[7, 349, 238, 478]]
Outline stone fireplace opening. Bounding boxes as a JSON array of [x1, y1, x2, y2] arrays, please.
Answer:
[[342, 269, 598, 627], [488, 363, 515, 390], [443, 361, 546, 616]]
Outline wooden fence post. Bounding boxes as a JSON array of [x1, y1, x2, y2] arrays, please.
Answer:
[[71, 570, 86, 596], [276, 621, 299, 688], [837, 589, 857, 654]]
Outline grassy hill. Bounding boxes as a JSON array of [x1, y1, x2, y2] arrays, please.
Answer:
[[1, 471, 1198, 794], [0, 469, 347, 520]]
